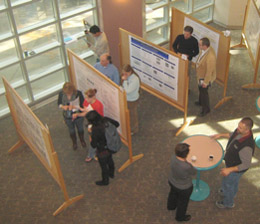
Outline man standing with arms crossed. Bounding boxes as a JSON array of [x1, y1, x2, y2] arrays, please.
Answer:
[[212, 117, 255, 208]]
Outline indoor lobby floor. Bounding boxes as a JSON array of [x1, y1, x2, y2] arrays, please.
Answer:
[[1, 26, 260, 224]]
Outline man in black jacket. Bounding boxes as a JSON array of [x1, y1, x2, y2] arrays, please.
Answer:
[[211, 117, 255, 208]]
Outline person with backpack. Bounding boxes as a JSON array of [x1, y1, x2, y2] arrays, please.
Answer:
[[86, 110, 120, 186], [121, 64, 141, 135]]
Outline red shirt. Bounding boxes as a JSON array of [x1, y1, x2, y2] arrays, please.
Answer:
[[83, 99, 104, 116]]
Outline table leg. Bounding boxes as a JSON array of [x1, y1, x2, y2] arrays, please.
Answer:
[[190, 170, 210, 201]]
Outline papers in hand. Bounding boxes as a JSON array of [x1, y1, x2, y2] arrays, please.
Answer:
[[84, 104, 94, 113], [70, 97, 80, 111]]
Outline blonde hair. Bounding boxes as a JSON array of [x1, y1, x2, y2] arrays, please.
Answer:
[[62, 82, 76, 95], [85, 88, 97, 98]]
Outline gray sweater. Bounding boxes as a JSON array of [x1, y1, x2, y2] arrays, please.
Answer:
[[168, 155, 196, 189]]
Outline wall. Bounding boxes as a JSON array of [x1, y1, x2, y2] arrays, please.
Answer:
[[100, 0, 143, 68], [213, 0, 248, 28]]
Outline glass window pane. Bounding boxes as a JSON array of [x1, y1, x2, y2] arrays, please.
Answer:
[[65, 38, 90, 58], [13, 0, 55, 32], [194, 0, 214, 10], [192, 7, 212, 22], [0, 63, 25, 92], [146, 7, 167, 31], [0, 39, 19, 68], [31, 70, 66, 100], [170, 0, 189, 13], [0, 0, 6, 10], [0, 12, 12, 39], [59, 0, 96, 18], [146, 0, 167, 9], [25, 48, 64, 81], [146, 26, 168, 44], [0, 94, 9, 116], [19, 24, 59, 58]]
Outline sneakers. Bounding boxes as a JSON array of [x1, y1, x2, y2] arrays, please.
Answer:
[[176, 214, 191, 222], [216, 201, 235, 209]]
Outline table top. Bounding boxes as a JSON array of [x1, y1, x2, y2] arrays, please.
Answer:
[[183, 135, 224, 170]]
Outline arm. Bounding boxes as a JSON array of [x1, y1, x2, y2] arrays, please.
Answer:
[[211, 133, 231, 139], [190, 39, 199, 58], [122, 75, 139, 94], [78, 90, 85, 108], [105, 117, 120, 128], [113, 68, 120, 86], [57, 92, 68, 110], [203, 53, 216, 85], [172, 35, 180, 53]]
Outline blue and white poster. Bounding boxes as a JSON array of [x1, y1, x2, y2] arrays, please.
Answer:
[[129, 36, 179, 101]]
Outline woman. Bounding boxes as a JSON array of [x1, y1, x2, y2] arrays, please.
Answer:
[[167, 143, 196, 222], [57, 82, 86, 150], [121, 64, 140, 135], [86, 110, 119, 186], [73, 89, 104, 162]]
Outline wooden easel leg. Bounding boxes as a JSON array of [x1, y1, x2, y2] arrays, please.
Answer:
[[53, 194, 84, 216], [214, 96, 233, 109], [118, 153, 144, 173], [242, 83, 260, 89], [8, 140, 24, 154], [176, 119, 194, 136]]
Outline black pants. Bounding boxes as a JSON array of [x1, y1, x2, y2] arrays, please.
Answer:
[[198, 85, 210, 113], [98, 154, 114, 182], [167, 181, 193, 220]]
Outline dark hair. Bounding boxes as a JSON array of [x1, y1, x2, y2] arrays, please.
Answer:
[[86, 110, 103, 126], [62, 82, 76, 95], [89, 25, 100, 34], [175, 143, 190, 158], [241, 117, 253, 130], [107, 55, 112, 64], [85, 88, 97, 98], [200, 37, 210, 47], [184, 26, 193, 34]]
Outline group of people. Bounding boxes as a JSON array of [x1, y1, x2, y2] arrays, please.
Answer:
[[58, 25, 255, 222]]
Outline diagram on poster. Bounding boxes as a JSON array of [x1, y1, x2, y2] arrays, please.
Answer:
[[129, 36, 179, 101], [184, 17, 220, 63], [71, 56, 122, 134]]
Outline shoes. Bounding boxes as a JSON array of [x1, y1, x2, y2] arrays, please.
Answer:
[[194, 101, 201, 106], [216, 201, 235, 209], [80, 140, 86, 148], [198, 110, 210, 117], [73, 143, 77, 150], [109, 173, 114, 178], [176, 215, 191, 222], [218, 188, 224, 196], [167, 207, 176, 211], [85, 157, 93, 162], [95, 180, 109, 186]]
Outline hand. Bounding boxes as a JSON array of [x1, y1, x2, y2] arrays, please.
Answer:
[[202, 83, 208, 88], [68, 105, 73, 110], [220, 168, 232, 177], [211, 134, 222, 140], [121, 75, 127, 80], [87, 43, 91, 47], [62, 105, 69, 110], [177, 53, 182, 56], [72, 113, 78, 121], [84, 30, 89, 35]]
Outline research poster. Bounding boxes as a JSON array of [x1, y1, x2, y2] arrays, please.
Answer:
[[71, 55, 122, 134], [8, 88, 51, 167], [244, 0, 260, 62], [129, 36, 179, 101], [184, 17, 220, 63]]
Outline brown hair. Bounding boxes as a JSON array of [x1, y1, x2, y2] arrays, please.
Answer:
[[175, 143, 190, 158], [62, 82, 76, 95], [85, 88, 97, 98], [241, 117, 254, 130], [200, 37, 210, 47]]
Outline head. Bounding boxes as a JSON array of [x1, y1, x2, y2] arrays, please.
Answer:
[[237, 117, 253, 136], [84, 88, 97, 104], [86, 110, 102, 126], [100, 53, 111, 67], [183, 26, 193, 39], [122, 64, 135, 77], [89, 25, 101, 37], [175, 143, 190, 159], [199, 37, 210, 50], [62, 82, 76, 96]]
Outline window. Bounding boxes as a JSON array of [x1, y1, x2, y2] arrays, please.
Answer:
[[144, 0, 215, 45], [0, 0, 98, 117]]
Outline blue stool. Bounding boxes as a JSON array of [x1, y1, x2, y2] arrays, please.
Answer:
[[255, 136, 260, 148], [256, 96, 260, 112]]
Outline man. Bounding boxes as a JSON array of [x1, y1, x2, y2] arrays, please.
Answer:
[[85, 25, 110, 60], [195, 37, 216, 117], [167, 143, 196, 222], [94, 53, 120, 85], [212, 117, 255, 209], [172, 26, 199, 61]]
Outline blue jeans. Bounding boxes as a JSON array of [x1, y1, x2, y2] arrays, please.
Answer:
[[221, 171, 244, 207], [88, 145, 96, 159], [65, 117, 84, 135]]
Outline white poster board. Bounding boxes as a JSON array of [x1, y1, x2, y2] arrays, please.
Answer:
[[71, 55, 122, 134], [184, 17, 220, 63], [129, 36, 179, 101]]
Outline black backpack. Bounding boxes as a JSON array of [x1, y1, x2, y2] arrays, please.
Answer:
[[105, 121, 122, 153]]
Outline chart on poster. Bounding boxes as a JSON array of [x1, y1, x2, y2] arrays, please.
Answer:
[[129, 36, 179, 101]]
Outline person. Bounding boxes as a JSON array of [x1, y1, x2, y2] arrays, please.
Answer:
[[167, 143, 196, 222], [73, 89, 104, 162], [211, 117, 255, 209], [86, 110, 119, 186], [121, 64, 140, 135], [195, 37, 216, 117], [172, 26, 199, 62], [94, 53, 120, 85], [85, 25, 110, 61], [58, 82, 86, 150]]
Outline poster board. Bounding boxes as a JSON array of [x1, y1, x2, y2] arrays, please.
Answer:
[[3, 77, 84, 216], [170, 8, 231, 87], [119, 28, 188, 113]]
